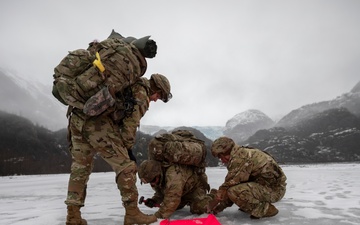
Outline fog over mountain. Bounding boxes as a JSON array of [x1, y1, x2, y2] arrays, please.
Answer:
[[1, 67, 359, 143], [276, 80, 360, 128], [1, 71, 360, 176], [0, 68, 67, 131]]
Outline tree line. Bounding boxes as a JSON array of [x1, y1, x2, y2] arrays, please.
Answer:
[[0, 111, 218, 176]]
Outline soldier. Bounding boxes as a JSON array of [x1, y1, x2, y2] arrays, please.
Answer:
[[208, 137, 287, 219], [138, 159, 212, 219], [64, 31, 172, 225]]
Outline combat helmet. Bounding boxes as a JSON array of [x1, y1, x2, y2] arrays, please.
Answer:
[[211, 137, 235, 157], [138, 160, 162, 184], [150, 74, 172, 103]]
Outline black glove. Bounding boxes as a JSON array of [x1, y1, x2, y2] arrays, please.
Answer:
[[127, 149, 137, 163], [144, 198, 156, 208]]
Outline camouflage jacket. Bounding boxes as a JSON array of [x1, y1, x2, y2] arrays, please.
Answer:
[[119, 77, 150, 149], [218, 145, 287, 200], [151, 164, 206, 219]]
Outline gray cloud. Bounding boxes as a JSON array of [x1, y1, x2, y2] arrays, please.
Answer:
[[1, 0, 359, 127]]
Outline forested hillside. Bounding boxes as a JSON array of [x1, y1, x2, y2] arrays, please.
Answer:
[[0, 111, 217, 176]]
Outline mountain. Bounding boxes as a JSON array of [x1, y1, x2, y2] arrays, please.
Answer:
[[0, 111, 219, 175], [139, 125, 224, 140], [223, 109, 275, 143], [226, 82, 360, 163], [276, 81, 360, 128], [351, 80, 360, 93], [244, 107, 360, 163], [0, 110, 70, 175], [0, 68, 68, 131], [2, 66, 359, 167]]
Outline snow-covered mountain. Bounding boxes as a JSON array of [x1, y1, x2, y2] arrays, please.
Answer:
[[0, 68, 67, 131], [276, 81, 360, 128], [245, 107, 360, 163], [2, 65, 359, 145], [140, 110, 275, 142], [139, 125, 224, 140], [223, 109, 275, 143], [240, 82, 360, 163]]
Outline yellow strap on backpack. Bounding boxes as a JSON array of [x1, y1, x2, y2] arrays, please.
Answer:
[[93, 52, 105, 72]]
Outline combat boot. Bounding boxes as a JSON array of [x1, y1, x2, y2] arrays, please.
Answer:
[[124, 204, 157, 225], [66, 205, 87, 225], [250, 203, 279, 219]]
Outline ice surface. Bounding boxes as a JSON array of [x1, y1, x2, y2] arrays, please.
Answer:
[[1, 163, 359, 225]]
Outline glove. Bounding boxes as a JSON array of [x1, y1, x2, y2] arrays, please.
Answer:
[[206, 199, 219, 214], [212, 203, 227, 215], [154, 211, 164, 219], [127, 149, 137, 163], [144, 198, 156, 208]]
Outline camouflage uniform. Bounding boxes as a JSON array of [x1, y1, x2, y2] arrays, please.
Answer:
[[61, 29, 172, 225], [139, 159, 212, 218], [65, 78, 150, 207], [213, 144, 287, 218], [140, 161, 211, 219]]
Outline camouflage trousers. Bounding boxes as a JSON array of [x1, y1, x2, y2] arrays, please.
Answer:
[[65, 113, 138, 207], [227, 182, 286, 218], [183, 173, 211, 215], [182, 188, 212, 215]]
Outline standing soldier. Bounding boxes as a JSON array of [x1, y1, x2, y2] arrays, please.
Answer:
[[207, 137, 287, 219], [64, 30, 172, 225]]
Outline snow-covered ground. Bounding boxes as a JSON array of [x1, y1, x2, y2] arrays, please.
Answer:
[[1, 163, 359, 225]]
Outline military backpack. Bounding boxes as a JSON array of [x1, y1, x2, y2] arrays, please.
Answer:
[[52, 37, 146, 116], [148, 130, 207, 167]]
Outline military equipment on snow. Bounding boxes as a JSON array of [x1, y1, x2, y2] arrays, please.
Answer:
[[160, 214, 221, 225]]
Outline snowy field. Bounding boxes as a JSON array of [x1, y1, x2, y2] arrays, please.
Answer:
[[1, 163, 359, 225]]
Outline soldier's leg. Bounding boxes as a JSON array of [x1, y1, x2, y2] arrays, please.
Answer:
[[99, 147, 156, 224], [85, 117, 156, 225], [65, 115, 96, 225], [65, 115, 96, 206], [84, 116, 138, 204], [188, 186, 212, 214], [65, 143, 95, 206], [227, 182, 274, 218]]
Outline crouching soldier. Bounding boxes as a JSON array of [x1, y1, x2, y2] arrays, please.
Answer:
[[207, 137, 287, 219], [138, 160, 211, 219], [137, 130, 212, 219]]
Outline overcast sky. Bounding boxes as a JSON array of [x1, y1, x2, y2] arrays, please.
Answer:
[[1, 0, 359, 127]]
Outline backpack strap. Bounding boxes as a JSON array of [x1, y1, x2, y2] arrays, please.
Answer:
[[66, 106, 74, 118]]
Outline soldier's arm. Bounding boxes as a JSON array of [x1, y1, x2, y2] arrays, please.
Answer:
[[120, 84, 149, 149], [151, 186, 164, 205], [217, 155, 253, 200], [155, 165, 185, 219]]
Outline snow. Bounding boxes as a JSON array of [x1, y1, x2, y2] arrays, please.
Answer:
[[226, 109, 270, 129], [1, 163, 360, 225]]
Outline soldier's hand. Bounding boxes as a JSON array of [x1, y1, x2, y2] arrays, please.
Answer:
[[212, 202, 227, 215], [144, 198, 156, 208], [206, 199, 219, 214]]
